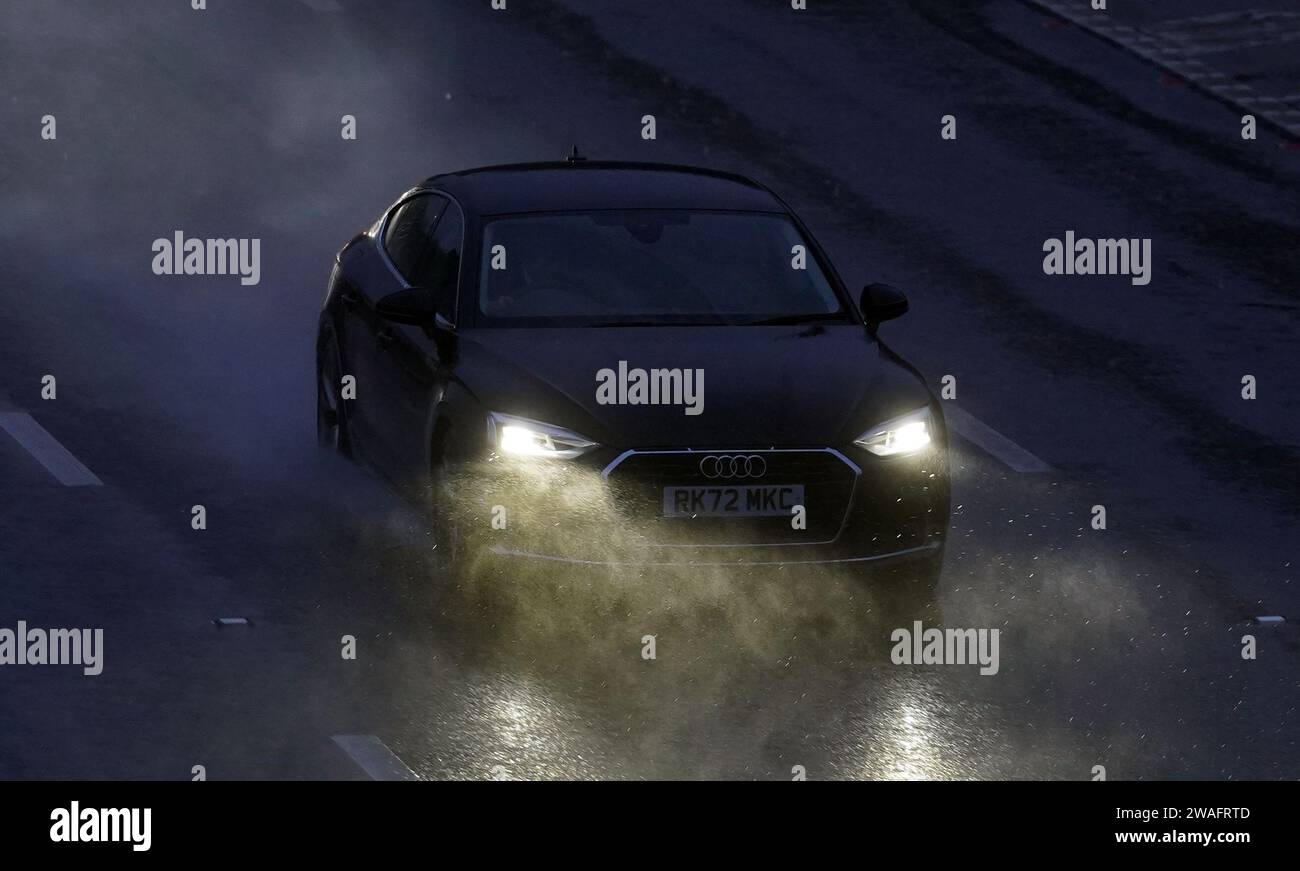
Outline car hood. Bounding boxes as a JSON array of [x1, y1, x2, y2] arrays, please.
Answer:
[[455, 325, 933, 449]]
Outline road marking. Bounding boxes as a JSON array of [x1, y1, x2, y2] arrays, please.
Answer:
[[296, 0, 342, 11], [0, 412, 103, 486], [944, 406, 1051, 473], [1025, 0, 1300, 141], [332, 735, 419, 781]]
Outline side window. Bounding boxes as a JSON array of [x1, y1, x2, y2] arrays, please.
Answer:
[[412, 204, 463, 317], [383, 194, 445, 280]]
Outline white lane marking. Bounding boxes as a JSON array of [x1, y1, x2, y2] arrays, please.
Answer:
[[296, 0, 342, 10], [332, 735, 419, 781], [1025, 1, 1299, 140], [0, 412, 103, 486], [944, 406, 1051, 473]]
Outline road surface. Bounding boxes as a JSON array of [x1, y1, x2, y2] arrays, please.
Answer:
[[0, 0, 1296, 779]]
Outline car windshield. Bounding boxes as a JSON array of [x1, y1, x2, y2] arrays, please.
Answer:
[[476, 210, 851, 325]]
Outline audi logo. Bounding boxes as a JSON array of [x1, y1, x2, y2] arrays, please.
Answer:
[[699, 454, 767, 479]]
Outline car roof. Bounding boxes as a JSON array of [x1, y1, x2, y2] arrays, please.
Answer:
[[418, 160, 787, 215]]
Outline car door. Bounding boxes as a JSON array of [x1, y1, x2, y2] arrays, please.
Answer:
[[334, 244, 389, 461], [349, 192, 447, 477], [375, 198, 464, 487]]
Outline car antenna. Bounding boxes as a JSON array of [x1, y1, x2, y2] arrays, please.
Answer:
[[566, 145, 587, 163]]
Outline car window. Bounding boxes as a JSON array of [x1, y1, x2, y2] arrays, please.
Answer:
[[477, 210, 847, 325], [383, 194, 446, 281], [412, 203, 462, 313]]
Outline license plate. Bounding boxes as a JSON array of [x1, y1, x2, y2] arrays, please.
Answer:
[[662, 484, 804, 517]]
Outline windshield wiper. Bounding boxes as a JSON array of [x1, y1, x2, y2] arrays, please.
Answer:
[[579, 314, 849, 327], [747, 313, 851, 326], [582, 319, 734, 327]]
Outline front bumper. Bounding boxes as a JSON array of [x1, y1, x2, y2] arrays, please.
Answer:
[[484, 540, 943, 568], [448, 440, 950, 567]]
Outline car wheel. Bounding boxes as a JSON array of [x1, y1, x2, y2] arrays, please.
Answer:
[[430, 493, 461, 572], [426, 453, 470, 576], [316, 329, 352, 457]]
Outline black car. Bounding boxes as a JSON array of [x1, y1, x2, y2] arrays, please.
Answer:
[[316, 159, 950, 583]]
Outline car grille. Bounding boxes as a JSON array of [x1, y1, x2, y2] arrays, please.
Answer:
[[602, 449, 858, 546]]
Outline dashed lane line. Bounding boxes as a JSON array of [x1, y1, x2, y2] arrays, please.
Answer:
[[332, 735, 419, 781], [0, 412, 103, 487], [944, 406, 1052, 473], [1025, 1, 1300, 138]]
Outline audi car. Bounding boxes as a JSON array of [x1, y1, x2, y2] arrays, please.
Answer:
[[316, 159, 950, 583]]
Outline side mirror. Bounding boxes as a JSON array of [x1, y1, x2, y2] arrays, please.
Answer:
[[859, 283, 908, 325], [375, 287, 452, 329]]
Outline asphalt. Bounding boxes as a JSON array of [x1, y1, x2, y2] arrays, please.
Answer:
[[0, 0, 1296, 779]]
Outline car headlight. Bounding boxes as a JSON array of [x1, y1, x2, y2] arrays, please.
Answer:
[[854, 407, 933, 457], [487, 412, 598, 459]]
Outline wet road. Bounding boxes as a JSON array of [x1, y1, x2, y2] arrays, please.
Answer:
[[0, 0, 1297, 779]]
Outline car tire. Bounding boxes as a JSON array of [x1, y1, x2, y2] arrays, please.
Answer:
[[426, 451, 474, 578], [316, 327, 352, 458], [429, 492, 462, 574]]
